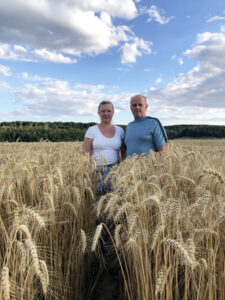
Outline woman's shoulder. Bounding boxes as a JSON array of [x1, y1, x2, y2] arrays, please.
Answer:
[[85, 125, 98, 138], [115, 125, 125, 137], [87, 124, 98, 131]]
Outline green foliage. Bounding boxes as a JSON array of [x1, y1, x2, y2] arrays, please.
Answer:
[[0, 122, 224, 142], [165, 124, 225, 139]]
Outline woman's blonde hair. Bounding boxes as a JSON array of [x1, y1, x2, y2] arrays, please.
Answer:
[[98, 101, 114, 112]]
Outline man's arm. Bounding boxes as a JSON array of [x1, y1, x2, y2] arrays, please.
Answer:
[[157, 144, 166, 152]]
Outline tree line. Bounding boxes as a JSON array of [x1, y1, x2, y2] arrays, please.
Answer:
[[0, 121, 224, 142]]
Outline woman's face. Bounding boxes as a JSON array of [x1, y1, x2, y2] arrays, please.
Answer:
[[98, 104, 114, 124]]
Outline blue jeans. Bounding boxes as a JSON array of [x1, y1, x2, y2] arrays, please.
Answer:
[[95, 164, 117, 195]]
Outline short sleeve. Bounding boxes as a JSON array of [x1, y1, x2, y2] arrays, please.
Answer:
[[153, 122, 166, 148], [117, 126, 125, 140], [84, 126, 94, 139]]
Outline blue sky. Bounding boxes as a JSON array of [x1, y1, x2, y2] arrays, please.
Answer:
[[0, 0, 225, 125]]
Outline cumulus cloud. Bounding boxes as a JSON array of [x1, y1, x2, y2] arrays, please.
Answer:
[[21, 72, 50, 81], [146, 5, 174, 24], [33, 49, 77, 64], [0, 64, 12, 77], [0, 0, 147, 64], [120, 37, 152, 64], [0, 43, 34, 62], [10, 74, 132, 119], [149, 31, 225, 112]]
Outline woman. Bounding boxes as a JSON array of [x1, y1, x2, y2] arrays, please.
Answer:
[[83, 101, 125, 195]]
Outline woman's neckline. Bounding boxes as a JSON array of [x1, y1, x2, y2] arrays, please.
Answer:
[[97, 124, 116, 138]]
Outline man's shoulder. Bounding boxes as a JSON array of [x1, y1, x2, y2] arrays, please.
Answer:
[[127, 121, 134, 127], [146, 117, 163, 128], [146, 116, 158, 123], [147, 117, 168, 142]]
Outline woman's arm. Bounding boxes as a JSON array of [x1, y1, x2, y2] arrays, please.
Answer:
[[83, 137, 93, 154], [120, 141, 126, 161]]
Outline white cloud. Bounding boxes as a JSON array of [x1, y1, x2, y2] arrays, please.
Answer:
[[33, 49, 77, 64], [72, 0, 137, 20], [146, 5, 174, 24], [207, 13, 225, 23], [149, 87, 157, 91], [0, 0, 141, 64], [0, 44, 10, 58], [4, 69, 225, 125], [10, 74, 133, 119], [221, 25, 225, 33], [178, 58, 184, 65], [0, 81, 10, 90], [155, 77, 162, 84], [120, 37, 152, 64], [75, 83, 106, 93], [13, 45, 27, 56], [21, 72, 49, 81], [148, 31, 225, 111], [0, 64, 12, 77], [0, 43, 34, 61]]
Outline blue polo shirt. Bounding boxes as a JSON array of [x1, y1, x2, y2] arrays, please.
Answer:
[[125, 117, 167, 156]]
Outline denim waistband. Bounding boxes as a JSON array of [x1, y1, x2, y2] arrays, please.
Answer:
[[97, 163, 118, 168]]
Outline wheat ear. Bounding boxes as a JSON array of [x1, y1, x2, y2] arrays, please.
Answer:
[[155, 265, 166, 296], [39, 259, 49, 295], [163, 238, 197, 270], [114, 224, 122, 248], [25, 239, 41, 276], [63, 202, 77, 217], [114, 203, 132, 222], [213, 214, 225, 228], [17, 224, 32, 240], [23, 206, 45, 229], [17, 241, 27, 272], [80, 229, 87, 253], [151, 225, 165, 250], [91, 223, 103, 252], [1, 266, 10, 300]]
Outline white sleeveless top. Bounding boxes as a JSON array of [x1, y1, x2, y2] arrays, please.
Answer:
[[84, 125, 125, 165]]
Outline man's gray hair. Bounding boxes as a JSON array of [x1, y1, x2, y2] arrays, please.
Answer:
[[98, 101, 114, 111]]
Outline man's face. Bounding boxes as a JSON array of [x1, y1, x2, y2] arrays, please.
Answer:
[[130, 96, 148, 120]]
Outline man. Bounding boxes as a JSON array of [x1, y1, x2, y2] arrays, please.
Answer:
[[125, 94, 167, 156]]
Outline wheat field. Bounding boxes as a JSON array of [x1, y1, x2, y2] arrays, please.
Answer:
[[0, 139, 224, 299]]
